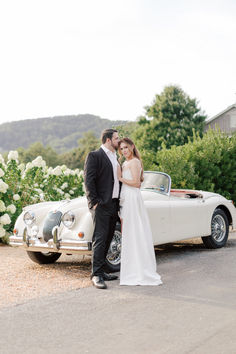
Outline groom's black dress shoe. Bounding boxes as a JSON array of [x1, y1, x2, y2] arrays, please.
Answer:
[[91, 275, 107, 289], [102, 272, 118, 281]]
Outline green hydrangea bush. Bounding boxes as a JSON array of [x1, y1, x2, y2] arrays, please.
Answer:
[[0, 151, 84, 244]]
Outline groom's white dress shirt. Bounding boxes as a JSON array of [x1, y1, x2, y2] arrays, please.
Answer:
[[101, 144, 119, 199]]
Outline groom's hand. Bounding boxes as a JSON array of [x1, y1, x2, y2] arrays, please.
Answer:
[[117, 165, 122, 180], [93, 203, 98, 210]]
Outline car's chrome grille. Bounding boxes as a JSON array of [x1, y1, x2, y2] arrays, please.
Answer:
[[43, 211, 62, 242]]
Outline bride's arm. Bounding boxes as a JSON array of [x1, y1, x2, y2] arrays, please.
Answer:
[[117, 164, 122, 180], [118, 159, 141, 188]]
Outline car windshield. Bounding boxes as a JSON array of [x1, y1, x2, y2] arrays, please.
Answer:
[[141, 172, 171, 194]]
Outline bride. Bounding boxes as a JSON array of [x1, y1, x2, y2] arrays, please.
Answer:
[[117, 138, 162, 286]]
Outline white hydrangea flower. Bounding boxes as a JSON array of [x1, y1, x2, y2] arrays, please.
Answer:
[[34, 183, 39, 187], [79, 170, 84, 177], [7, 204, 16, 214], [18, 163, 25, 172], [0, 213, 11, 225], [34, 188, 43, 194], [31, 196, 38, 203], [0, 225, 6, 238], [64, 169, 71, 176], [40, 184, 44, 188], [0, 168, 4, 177], [0, 154, 5, 164], [0, 200, 6, 212], [25, 162, 33, 171], [65, 169, 75, 176], [13, 194, 20, 201], [39, 193, 45, 201], [64, 193, 71, 199], [61, 165, 67, 172], [8, 150, 19, 161], [56, 188, 64, 195], [52, 166, 62, 176], [69, 190, 74, 195], [74, 169, 80, 175], [47, 167, 53, 175], [32, 156, 46, 169], [61, 182, 68, 190], [0, 179, 8, 193]]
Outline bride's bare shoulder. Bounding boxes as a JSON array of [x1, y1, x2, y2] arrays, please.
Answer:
[[131, 158, 141, 165], [129, 158, 141, 169]]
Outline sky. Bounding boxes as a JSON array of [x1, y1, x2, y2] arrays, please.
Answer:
[[0, 0, 236, 125]]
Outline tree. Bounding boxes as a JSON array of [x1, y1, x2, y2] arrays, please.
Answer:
[[115, 121, 138, 139], [18, 142, 61, 167], [134, 85, 206, 166], [60, 131, 99, 169], [156, 129, 236, 202]]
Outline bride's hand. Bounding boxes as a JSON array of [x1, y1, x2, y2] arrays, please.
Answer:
[[117, 165, 122, 181]]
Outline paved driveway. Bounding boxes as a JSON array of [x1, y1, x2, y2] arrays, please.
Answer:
[[1, 232, 236, 354]]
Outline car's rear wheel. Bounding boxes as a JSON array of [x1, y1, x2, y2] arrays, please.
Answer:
[[26, 251, 62, 264], [202, 208, 229, 249], [105, 224, 121, 273]]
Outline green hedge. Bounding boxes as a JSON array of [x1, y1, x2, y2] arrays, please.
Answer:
[[156, 129, 236, 201], [0, 153, 84, 244]]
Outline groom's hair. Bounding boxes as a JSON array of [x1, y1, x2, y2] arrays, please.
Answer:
[[101, 129, 118, 144]]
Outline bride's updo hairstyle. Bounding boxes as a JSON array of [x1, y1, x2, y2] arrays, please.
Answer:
[[118, 137, 144, 182]]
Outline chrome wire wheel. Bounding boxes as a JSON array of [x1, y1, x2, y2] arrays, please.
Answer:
[[211, 214, 226, 243], [106, 230, 122, 266], [202, 208, 229, 249]]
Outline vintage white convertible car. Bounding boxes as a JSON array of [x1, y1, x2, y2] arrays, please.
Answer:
[[10, 172, 236, 272]]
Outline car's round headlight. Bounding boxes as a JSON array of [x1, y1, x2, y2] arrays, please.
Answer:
[[62, 211, 75, 228], [31, 225, 39, 237], [23, 211, 36, 226]]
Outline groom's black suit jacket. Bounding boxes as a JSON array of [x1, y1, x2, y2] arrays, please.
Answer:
[[84, 148, 118, 209]]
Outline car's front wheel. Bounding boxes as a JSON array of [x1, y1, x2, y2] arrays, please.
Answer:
[[202, 208, 229, 249], [26, 251, 62, 264], [105, 224, 121, 273]]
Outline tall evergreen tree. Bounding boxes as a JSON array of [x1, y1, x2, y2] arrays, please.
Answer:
[[134, 85, 206, 156]]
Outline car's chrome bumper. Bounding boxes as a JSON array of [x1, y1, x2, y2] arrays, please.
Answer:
[[9, 229, 92, 255]]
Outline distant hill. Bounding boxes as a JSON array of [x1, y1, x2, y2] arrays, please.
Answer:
[[0, 114, 127, 153]]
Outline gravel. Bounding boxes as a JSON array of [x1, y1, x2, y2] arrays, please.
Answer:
[[0, 246, 91, 308]]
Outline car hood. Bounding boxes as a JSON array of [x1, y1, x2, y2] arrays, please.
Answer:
[[23, 196, 88, 213]]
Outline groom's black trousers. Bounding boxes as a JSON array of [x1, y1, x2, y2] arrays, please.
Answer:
[[90, 199, 119, 277]]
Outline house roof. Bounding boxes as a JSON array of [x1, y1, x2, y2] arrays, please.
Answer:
[[205, 103, 236, 124]]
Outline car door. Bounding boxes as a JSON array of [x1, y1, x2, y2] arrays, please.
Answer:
[[169, 196, 208, 241], [145, 194, 171, 245]]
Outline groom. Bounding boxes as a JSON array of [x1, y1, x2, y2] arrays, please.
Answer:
[[84, 128, 120, 289]]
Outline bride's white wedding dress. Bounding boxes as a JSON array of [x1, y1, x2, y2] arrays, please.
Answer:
[[119, 162, 162, 286]]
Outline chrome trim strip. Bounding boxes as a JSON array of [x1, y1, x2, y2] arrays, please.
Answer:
[[52, 226, 61, 250], [23, 227, 29, 246], [9, 235, 92, 255]]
